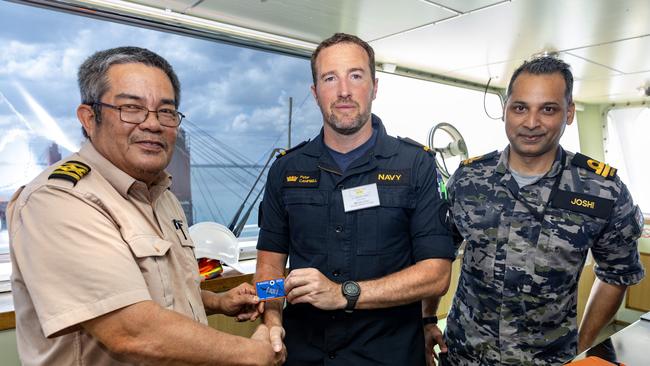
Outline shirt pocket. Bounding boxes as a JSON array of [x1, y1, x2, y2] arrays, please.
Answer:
[[453, 193, 501, 283], [176, 233, 202, 283], [282, 190, 328, 254], [357, 187, 415, 255], [125, 235, 175, 307], [535, 208, 604, 285]]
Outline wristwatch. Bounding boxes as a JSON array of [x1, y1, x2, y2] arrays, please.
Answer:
[[341, 280, 361, 312], [422, 315, 438, 325]]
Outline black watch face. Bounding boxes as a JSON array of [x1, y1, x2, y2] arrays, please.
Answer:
[[344, 282, 360, 296]]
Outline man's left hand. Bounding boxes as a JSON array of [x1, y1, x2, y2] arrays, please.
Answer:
[[285, 268, 346, 310], [219, 282, 261, 320], [424, 323, 447, 365]]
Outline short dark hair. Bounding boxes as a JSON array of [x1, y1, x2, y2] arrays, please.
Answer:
[[310, 33, 375, 86], [77, 46, 181, 138], [507, 56, 573, 105]]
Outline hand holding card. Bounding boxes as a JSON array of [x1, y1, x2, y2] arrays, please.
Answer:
[[256, 278, 286, 301]]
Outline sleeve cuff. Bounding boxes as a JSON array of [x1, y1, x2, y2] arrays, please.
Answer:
[[594, 265, 646, 287], [412, 234, 457, 262], [257, 229, 289, 254]]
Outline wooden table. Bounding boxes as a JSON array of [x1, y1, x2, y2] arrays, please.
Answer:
[[0, 271, 253, 331]]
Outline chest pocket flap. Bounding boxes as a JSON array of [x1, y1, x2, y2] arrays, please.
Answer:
[[126, 235, 173, 258], [378, 187, 415, 208], [174, 229, 195, 249], [283, 190, 327, 205]]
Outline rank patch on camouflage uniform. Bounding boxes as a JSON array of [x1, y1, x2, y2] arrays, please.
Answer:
[[571, 153, 617, 179], [283, 171, 320, 187], [372, 170, 410, 185], [48, 161, 91, 186], [460, 150, 498, 166]]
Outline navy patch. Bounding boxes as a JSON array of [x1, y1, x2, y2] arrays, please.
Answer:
[[48, 160, 91, 186], [283, 171, 320, 187], [372, 170, 410, 185], [275, 140, 309, 159], [551, 190, 614, 219], [460, 150, 498, 166], [571, 153, 617, 180]]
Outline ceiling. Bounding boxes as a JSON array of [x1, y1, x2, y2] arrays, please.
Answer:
[[48, 0, 650, 104]]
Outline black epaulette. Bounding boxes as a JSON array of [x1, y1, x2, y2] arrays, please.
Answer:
[[397, 136, 433, 155], [571, 153, 617, 180], [48, 160, 91, 186], [459, 150, 498, 166], [275, 140, 309, 159]]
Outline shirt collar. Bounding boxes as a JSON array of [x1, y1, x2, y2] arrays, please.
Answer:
[[78, 142, 172, 201], [497, 145, 566, 178], [301, 114, 398, 158]]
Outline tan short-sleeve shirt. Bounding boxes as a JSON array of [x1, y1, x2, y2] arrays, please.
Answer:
[[8, 142, 207, 366]]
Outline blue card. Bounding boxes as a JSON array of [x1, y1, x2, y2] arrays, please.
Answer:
[[255, 278, 286, 301]]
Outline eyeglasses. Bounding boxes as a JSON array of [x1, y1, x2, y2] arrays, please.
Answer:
[[92, 102, 185, 127]]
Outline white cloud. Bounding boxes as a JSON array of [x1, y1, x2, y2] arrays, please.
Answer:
[[0, 40, 56, 79]]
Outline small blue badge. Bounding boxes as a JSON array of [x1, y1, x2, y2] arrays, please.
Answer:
[[255, 278, 286, 301]]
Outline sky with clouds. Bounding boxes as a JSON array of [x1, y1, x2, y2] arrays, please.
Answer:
[[0, 1, 591, 251], [0, 1, 323, 221]]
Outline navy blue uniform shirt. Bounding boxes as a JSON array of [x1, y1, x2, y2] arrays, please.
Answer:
[[258, 115, 456, 365]]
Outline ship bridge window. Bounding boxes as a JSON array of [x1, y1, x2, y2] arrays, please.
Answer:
[[373, 71, 581, 178], [0, 0, 323, 285], [605, 107, 650, 217]]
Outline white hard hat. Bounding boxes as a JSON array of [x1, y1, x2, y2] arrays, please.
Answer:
[[188, 222, 240, 266]]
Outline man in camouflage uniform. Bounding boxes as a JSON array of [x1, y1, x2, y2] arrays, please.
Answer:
[[437, 57, 645, 365]]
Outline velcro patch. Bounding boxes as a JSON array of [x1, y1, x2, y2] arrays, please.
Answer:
[[571, 153, 617, 180], [551, 190, 614, 219], [634, 205, 644, 233], [283, 171, 320, 187], [49, 160, 91, 186], [372, 170, 410, 185]]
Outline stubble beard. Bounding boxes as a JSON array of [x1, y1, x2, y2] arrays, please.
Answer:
[[324, 100, 372, 136]]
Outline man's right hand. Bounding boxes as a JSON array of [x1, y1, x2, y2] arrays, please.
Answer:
[[252, 324, 286, 365]]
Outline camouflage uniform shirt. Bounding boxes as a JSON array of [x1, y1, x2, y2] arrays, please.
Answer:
[[445, 146, 645, 365]]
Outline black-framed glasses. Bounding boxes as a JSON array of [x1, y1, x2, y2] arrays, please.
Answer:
[[92, 102, 185, 127]]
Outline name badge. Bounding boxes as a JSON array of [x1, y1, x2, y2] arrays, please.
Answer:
[[551, 190, 614, 219], [256, 278, 286, 301], [342, 183, 381, 212]]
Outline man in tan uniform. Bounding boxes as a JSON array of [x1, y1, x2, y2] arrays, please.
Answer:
[[8, 47, 284, 365]]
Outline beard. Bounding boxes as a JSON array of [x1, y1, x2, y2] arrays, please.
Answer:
[[323, 98, 372, 136]]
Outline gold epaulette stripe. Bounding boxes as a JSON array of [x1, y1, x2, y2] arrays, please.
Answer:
[[587, 159, 617, 178], [48, 160, 91, 185]]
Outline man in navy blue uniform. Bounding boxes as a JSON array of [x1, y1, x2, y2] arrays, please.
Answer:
[[255, 33, 457, 365]]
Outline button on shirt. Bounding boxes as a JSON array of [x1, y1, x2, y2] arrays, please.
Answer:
[[445, 147, 645, 365], [258, 115, 456, 365], [8, 143, 205, 366]]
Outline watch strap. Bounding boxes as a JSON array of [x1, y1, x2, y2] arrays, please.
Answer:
[[422, 315, 438, 325]]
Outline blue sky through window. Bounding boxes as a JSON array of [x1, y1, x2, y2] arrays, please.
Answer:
[[0, 1, 323, 246]]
